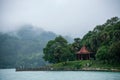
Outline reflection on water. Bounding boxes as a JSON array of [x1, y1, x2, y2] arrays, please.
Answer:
[[0, 69, 120, 80]]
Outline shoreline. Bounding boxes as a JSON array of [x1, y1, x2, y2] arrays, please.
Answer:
[[16, 67, 120, 72]]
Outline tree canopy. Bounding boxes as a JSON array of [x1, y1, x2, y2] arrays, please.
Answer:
[[44, 17, 120, 64], [43, 36, 75, 63], [79, 17, 120, 64]]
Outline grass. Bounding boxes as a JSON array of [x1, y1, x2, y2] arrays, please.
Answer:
[[49, 60, 120, 70]]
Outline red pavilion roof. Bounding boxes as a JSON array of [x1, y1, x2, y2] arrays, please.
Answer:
[[77, 46, 90, 54]]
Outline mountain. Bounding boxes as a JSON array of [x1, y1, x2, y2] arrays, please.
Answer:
[[0, 25, 73, 68], [0, 25, 56, 68]]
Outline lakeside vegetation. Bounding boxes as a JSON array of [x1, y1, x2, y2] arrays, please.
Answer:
[[43, 17, 120, 69], [50, 60, 120, 70]]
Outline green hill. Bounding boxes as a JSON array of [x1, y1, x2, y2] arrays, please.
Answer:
[[0, 25, 73, 68], [43, 17, 120, 69]]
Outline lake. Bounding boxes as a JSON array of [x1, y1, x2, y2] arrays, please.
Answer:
[[0, 69, 120, 80]]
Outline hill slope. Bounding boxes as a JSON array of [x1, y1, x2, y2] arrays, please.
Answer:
[[0, 25, 73, 68], [0, 25, 57, 68]]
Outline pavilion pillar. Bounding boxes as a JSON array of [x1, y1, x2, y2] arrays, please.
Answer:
[[89, 54, 90, 59], [81, 54, 82, 60]]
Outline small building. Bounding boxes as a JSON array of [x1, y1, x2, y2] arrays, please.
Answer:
[[76, 46, 91, 60]]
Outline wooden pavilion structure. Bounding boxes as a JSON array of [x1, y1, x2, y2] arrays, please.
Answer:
[[76, 46, 91, 60]]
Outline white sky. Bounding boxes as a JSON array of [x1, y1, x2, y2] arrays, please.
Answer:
[[0, 0, 120, 38]]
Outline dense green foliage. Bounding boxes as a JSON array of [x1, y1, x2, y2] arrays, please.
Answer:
[[78, 17, 120, 64], [43, 36, 75, 63], [70, 38, 81, 52], [44, 17, 120, 65], [96, 46, 109, 62], [108, 42, 120, 63]]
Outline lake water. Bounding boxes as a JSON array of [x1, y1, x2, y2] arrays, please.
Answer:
[[0, 69, 120, 80]]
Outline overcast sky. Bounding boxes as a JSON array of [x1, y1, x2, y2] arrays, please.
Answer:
[[0, 0, 120, 38]]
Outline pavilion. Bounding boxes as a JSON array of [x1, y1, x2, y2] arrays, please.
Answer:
[[76, 46, 91, 60]]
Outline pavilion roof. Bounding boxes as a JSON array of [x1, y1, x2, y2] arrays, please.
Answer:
[[77, 46, 90, 54]]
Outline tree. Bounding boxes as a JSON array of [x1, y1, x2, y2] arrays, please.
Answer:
[[71, 38, 81, 52], [95, 46, 109, 63], [43, 36, 74, 63], [105, 17, 119, 26], [109, 41, 120, 64]]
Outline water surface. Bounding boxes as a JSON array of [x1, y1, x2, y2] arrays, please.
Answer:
[[0, 69, 120, 80]]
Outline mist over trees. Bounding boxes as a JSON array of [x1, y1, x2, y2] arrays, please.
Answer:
[[0, 25, 73, 68], [0, 17, 120, 68]]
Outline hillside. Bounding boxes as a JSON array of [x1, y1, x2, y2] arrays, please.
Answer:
[[0, 25, 73, 68], [80, 17, 120, 64], [43, 17, 120, 66]]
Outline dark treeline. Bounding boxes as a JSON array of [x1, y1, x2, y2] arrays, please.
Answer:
[[44, 17, 120, 64]]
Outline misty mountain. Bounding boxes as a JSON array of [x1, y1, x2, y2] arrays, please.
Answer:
[[0, 25, 73, 68]]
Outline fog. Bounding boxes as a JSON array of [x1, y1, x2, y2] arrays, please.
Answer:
[[0, 0, 120, 38]]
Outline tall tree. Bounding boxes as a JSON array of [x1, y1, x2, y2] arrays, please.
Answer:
[[43, 36, 74, 63], [109, 41, 120, 64], [71, 38, 81, 52]]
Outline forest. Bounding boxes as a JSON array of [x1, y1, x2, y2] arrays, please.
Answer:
[[0, 17, 120, 68], [43, 17, 120, 65]]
